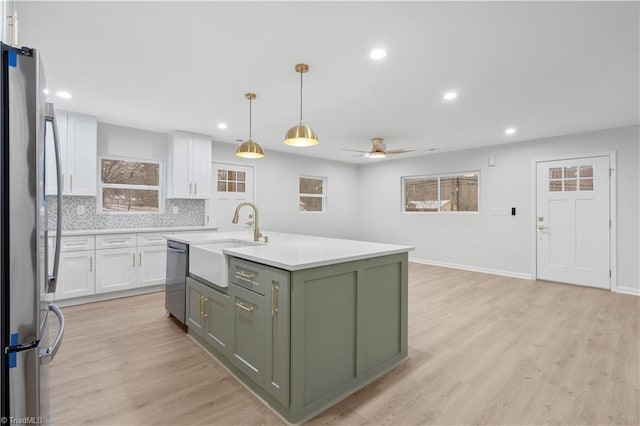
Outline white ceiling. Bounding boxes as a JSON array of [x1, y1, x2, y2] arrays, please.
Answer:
[[16, 1, 640, 163]]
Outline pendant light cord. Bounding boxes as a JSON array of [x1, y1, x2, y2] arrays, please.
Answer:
[[299, 70, 304, 123], [249, 96, 252, 140]]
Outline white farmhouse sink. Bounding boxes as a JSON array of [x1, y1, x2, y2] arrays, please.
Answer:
[[189, 240, 260, 287]]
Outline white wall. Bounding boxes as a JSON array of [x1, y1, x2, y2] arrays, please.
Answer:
[[356, 126, 639, 293], [211, 142, 359, 239], [97, 122, 167, 160]]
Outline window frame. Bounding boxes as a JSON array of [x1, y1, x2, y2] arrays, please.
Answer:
[[97, 155, 164, 215], [401, 171, 480, 214], [299, 175, 327, 214]]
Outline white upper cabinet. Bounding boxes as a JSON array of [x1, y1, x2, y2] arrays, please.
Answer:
[[167, 131, 212, 199], [45, 110, 98, 196]]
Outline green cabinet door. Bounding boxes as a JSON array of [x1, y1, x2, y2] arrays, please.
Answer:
[[204, 286, 232, 357], [229, 283, 266, 386], [186, 277, 205, 338], [264, 267, 290, 407]]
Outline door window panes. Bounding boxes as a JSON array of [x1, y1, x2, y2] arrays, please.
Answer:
[[217, 169, 245, 193], [549, 165, 594, 192]]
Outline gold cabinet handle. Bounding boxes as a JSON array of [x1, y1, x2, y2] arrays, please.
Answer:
[[132, 253, 136, 267], [202, 297, 208, 318], [236, 271, 254, 281], [271, 282, 278, 317], [199, 295, 204, 318], [89, 256, 93, 272], [139, 252, 142, 266], [235, 302, 254, 313], [194, 182, 197, 195], [70, 174, 73, 193]]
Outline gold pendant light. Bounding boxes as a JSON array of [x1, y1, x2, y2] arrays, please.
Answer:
[[236, 93, 265, 159], [284, 63, 319, 147]]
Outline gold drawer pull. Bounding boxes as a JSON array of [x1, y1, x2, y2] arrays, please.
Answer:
[[271, 282, 278, 317], [236, 271, 255, 280], [235, 302, 254, 313], [108, 239, 128, 244], [202, 297, 208, 318]]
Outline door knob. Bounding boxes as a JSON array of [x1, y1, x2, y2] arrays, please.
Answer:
[[538, 224, 547, 230]]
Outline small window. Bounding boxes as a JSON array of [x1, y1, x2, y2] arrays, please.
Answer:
[[217, 169, 246, 193], [100, 157, 161, 213], [403, 172, 479, 213], [548, 164, 594, 192], [299, 176, 326, 213]]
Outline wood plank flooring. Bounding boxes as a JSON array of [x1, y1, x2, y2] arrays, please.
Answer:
[[49, 263, 639, 425]]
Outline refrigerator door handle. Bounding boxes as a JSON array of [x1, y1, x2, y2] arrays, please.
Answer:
[[39, 304, 65, 361], [45, 103, 63, 294]]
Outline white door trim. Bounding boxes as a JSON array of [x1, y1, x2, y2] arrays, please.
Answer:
[[530, 151, 617, 292]]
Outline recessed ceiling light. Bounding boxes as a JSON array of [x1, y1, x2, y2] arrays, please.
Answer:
[[217, 123, 228, 130], [369, 48, 387, 60], [43, 89, 49, 95], [443, 92, 458, 101], [55, 91, 72, 99], [505, 127, 517, 135]]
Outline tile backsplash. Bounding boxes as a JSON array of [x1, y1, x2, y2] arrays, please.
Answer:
[[47, 196, 205, 231]]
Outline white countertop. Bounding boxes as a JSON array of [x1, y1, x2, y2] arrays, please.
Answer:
[[51, 226, 220, 237], [168, 231, 414, 271]]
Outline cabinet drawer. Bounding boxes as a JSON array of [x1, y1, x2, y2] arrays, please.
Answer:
[[230, 258, 265, 295], [136, 232, 168, 247], [96, 234, 136, 249], [60, 236, 95, 252]]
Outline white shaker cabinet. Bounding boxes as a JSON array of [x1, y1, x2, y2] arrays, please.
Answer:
[[52, 236, 96, 301], [45, 110, 97, 196], [95, 247, 138, 293], [136, 245, 167, 287], [167, 131, 211, 199]]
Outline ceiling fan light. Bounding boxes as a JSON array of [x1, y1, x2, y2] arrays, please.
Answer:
[[368, 151, 386, 159], [284, 123, 319, 147], [235, 139, 264, 158]]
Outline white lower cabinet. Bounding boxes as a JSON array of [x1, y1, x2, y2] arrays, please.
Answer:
[[137, 245, 167, 287], [95, 247, 138, 293], [55, 250, 95, 300]]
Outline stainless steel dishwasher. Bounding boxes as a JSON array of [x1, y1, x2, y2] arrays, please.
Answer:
[[165, 240, 188, 324]]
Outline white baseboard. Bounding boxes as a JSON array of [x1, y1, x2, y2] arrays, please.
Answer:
[[614, 286, 640, 296], [409, 257, 534, 280], [54, 285, 165, 307]]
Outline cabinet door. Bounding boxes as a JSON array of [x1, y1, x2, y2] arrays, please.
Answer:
[[204, 286, 232, 356], [45, 111, 67, 196], [191, 134, 211, 199], [55, 249, 95, 300], [264, 268, 290, 406], [137, 245, 167, 287], [230, 284, 265, 386], [95, 247, 137, 293], [66, 112, 97, 196], [168, 132, 192, 198], [186, 278, 205, 338]]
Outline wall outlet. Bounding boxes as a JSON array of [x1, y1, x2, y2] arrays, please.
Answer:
[[76, 205, 85, 215], [489, 208, 498, 216], [172, 206, 179, 214], [500, 208, 509, 216]]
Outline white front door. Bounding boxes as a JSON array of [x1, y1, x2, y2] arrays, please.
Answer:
[[208, 163, 255, 231], [536, 155, 610, 289]]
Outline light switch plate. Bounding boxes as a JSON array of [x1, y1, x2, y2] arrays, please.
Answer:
[[76, 205, 85, 215], [172, 206, 179, 214], [500, 208, 509, 216], [488, 155, 496, 167]]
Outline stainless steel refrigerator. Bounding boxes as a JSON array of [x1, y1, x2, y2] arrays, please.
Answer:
[[0, 42, 65, 423]]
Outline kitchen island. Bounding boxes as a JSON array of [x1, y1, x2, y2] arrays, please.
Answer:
[[167, 231, 413, 423]]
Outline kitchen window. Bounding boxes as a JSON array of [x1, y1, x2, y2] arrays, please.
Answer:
[[299, 176, 326, 213], [99, 157, 162, 213], [403, 172, 479, 213]]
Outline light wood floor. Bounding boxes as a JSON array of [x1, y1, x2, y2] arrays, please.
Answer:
[[49, 263, 639, 425]]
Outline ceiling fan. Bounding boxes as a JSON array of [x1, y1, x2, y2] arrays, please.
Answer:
[[343, 138, 416, 158]]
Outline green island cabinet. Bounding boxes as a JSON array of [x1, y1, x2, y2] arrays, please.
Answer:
[[186, 251, 408, 423]]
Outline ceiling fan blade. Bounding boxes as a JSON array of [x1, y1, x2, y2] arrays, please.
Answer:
[[386, 149, 416, 155], [342, 149, 370, 153], [352, 154, 367, 157]]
